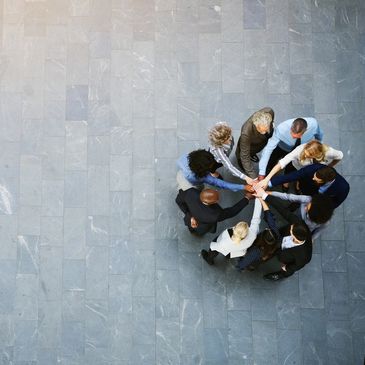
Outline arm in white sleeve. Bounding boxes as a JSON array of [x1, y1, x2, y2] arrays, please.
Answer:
[[249, 198, 263, 237], [215, 147, 247, 181], [327, 147, 344, 162], [278, 145, 303, 169], [269, 191, 312, 204], [258, 132, 280, 175]]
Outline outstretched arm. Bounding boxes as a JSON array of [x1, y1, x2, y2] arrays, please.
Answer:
[[258, 132, 280, 176], [269, 165, 315, 187], [269, 191, 312, 204], [266, 195, 302, 225], [249, 198, 262, 236], [203, 174, 244, 192], [218, 197, 250, 221]]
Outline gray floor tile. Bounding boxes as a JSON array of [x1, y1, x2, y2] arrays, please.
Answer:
[[0, 0, 364, 363]]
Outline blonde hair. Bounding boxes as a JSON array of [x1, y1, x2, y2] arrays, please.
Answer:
[[232, 221, 249, 243], [208, 122, 232, 147], [252, 111, 272, 128], [299, 140, 328, 163]]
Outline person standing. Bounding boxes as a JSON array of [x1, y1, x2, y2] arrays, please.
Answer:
[[208, 122, 254, 185], [258, 117, 324, 179], [235, 107, 275, 179], [201, 198, 262, 264]]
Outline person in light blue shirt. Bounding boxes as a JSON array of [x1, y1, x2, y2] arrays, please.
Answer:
[[258, 117, 324, 178], [177, 150, 245, 192]]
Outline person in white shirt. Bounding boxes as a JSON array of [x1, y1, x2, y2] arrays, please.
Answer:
[[258, 140, 343, 190], [201, 198, 262, 264], [208, 122, 254, 185]]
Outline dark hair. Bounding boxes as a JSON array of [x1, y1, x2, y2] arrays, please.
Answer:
[[254, 228, 277, 247], [291, 118, 308, 134], [308, 194, 334, 224], [188, 149, 217, 178], [316, 166, 336, 183], [292, 222, 309, 242]]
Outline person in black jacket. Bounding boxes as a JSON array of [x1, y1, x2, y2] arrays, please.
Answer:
[[253, 186, 313, 280], [175, 188, 251, 236]]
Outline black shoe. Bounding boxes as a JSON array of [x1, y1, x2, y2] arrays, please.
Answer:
[[201, 250, 214, 265], [250, 154, 259, 162], [263, 272, 282, 281], [288, 202, 300, 212]]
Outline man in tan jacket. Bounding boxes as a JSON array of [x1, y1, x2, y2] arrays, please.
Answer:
[[235, 107, 275, 179]]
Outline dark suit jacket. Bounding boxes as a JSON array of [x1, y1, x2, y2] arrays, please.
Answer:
[[266, 195, 312, 277], [175, 188, 249, 236], [235, 107, 274, 179], [270, 163, 350, 209]]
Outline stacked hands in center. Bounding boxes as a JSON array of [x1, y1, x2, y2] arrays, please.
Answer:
[[176, 108, 350, 281]]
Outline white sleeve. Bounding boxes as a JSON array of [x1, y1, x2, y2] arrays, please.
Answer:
[[278, 145, 304, 169], [326, 147, 344, 162], [215, 147, 247, 180], [258, 131, 280, 175], [249, 198, 262, 236]]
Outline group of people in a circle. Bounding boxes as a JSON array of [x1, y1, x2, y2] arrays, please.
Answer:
[[175, 108, 349, 280]]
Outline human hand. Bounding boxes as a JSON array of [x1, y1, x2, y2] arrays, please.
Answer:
[[254, 178, 269, 190], [245, 176, 255, 185], [190, 217, 198, 228], [258, 175, 265, 181], [252, 185, 266, 198], [244, 184, 255, 193]]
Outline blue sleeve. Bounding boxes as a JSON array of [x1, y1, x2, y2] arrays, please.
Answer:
[[258, 131, 280, 175], [203, 174, 244, 192], [315, 123, 324, 141]]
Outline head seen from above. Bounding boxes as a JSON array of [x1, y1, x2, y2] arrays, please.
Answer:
[[200, 189, 219, 205], [300, 140, 327, 162], [306, 194, 334, 224], [312, 166, 336, 185], [209, 122, 232, 147], [252, 110, 273, 134], [188, 149, 217, 178], [290, 222, 308, 244], [290, 118, 307, 139], [232, 221, 249, 242]]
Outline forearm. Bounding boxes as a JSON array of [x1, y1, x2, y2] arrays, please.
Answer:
[[219, 197, 249, 221], [264, 163, 282, 183], [217, 148, 247, 181], [270, 191, 311, 204], [204, 175, 244, 191]]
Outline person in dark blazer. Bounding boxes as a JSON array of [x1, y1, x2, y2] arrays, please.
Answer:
[[235, 107, 275, 179], [268, 164, 349, 209], [175, 188, 251, 236], [253, 187, 313, 280]]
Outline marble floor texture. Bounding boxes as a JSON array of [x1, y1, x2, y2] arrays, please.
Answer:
[[0, 0, 364, 364]]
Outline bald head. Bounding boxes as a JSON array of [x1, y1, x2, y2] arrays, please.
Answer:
[[200, 189, 219, 205]]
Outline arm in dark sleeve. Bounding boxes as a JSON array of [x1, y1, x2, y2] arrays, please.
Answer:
[[328, 180, 350, 209], [283, 258, 305, 277], [263, 210, 281, 241], [266, 195, 302, 225], [175, 190, 189, 215], [218, 197, 249, 221], [270, 164, 316, 187]]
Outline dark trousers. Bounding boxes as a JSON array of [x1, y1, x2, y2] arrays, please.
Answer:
[[266, 146, 297, 176], [205, 249, 230, 263], [237, 246, 262, 270]]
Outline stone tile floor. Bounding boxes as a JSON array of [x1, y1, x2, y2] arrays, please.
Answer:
[[0, 0, 364, 364]]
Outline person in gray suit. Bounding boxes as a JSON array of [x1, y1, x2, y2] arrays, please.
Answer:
[[235, 107, 275, 180]]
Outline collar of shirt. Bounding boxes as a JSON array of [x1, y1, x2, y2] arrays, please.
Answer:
[[318, 179, 335, 193], [281, 235, 305, 250]]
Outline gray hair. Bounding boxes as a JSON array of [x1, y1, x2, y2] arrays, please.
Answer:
[[252, 111, 272, 128]]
